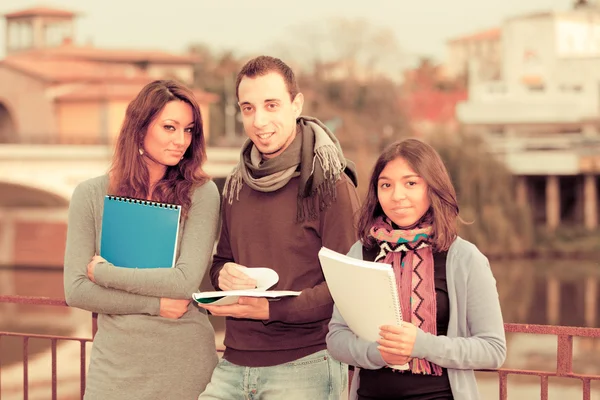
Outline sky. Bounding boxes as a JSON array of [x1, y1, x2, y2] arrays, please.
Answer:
[[1, 0, 576, 63]]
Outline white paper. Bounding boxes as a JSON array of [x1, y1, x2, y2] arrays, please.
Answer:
[[192, 267, 301, 306]]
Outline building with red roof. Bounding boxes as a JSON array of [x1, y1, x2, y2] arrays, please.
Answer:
[[444, 27, 502, 81], [0, 6, 217, 144], [400, 59, 468, 135]]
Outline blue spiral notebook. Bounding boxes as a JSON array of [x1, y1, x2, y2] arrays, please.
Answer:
[[100, 195, 181, 269]]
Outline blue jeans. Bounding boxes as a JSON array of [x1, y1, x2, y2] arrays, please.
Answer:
[[198, 349, 348, 400]]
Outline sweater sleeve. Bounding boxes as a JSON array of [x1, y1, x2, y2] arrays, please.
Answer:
[[92, 181, 221, 299], [63, 180, 160, 315], [267, 176, 361, 324], [210, 196, 232, 290], [410, 247, 507, 370]]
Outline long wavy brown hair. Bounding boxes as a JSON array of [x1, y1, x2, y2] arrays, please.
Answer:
[[109, 80, 209, 218], [358, 138, 460, 252]]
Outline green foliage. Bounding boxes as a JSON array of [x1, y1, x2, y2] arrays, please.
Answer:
[[535, 226, 600, 255], [431, 131, 535, 257]]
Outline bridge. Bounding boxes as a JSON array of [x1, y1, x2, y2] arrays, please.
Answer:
[[0, 144, 239, 203], [461, 133, 600, 231], [0, 144, 239, 269]]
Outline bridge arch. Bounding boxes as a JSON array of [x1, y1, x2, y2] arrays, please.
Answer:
[[0, 182, 70, 324], [0, 100, 17, 144], [0, 181, 69, 208], [0, 181, 70, 278]]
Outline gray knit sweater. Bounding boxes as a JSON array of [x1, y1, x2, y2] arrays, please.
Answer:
[[64, 175, 220, 400], [326, 237, 507, 400]]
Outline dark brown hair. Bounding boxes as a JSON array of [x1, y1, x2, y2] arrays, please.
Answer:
[[235, 55, 299, 101], [358, 138, 460, 251], [109, 80, 209, 217]]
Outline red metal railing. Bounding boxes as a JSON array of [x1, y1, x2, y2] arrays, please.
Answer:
[[1, 295, 600, 399], [487, 323, 600, 400], [0, 295, 96, 400]]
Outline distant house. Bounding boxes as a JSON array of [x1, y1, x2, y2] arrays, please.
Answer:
[[0, 6, 217, 144], [455, 2, 600, 231], [401, 60, 467, 135], [444, 27, 502, 81]]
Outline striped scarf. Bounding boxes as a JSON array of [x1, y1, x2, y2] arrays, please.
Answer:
[[369, 216, 442, 376]]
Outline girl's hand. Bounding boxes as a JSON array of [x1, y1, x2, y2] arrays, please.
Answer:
[[87, 255, 107, 282], [379, 350, 412, 366], [377, 322, 418, 361], [159, 298, 190, 319]]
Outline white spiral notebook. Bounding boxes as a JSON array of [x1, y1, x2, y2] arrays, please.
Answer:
[[318, 246, 409, 370]]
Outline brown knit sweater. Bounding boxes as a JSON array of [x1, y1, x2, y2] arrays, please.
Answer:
[[210, 173, 360, 367]]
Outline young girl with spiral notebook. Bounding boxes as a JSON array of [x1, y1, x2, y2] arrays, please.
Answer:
[[326, 138, 506, 400]]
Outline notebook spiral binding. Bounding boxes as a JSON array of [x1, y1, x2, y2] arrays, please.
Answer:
[[388, 271, 404, 325], [106, 195, 181, 209]]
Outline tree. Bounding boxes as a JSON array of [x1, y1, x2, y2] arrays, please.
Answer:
[[188, 45, 245, 145], [270, 17, 405, 82], [431, 130, 534, 257]]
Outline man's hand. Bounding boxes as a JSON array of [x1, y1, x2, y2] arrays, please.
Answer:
[[218, 263, 257, 290], [87, 255, 107, 283], [159, 298, 190, 319], [198, 297, 269, 320], [377, 322, 418, 365]]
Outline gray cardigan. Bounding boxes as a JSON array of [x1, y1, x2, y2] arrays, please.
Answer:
[[64, 175, 220, 400], [326, 237, 506, 400]]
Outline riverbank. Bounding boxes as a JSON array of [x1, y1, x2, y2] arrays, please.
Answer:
[[533, 227, 600, 258], [482, 228, 600, 261]]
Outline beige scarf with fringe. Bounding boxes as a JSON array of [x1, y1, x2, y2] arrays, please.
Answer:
[[223, 116, 357, 222]]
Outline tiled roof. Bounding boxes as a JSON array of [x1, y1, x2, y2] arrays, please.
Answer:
[[4, 6, 77, 19], [1, 40, 201, 82], [1, 55, 151, 83], [51, 82, 152, 101], [448, 28, 501, 44], [16, 45, 201, 65], [51, 82, 218, 103]]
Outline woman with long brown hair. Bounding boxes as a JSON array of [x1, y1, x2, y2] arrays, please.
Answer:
[[326, 138, 506, 400], [64, 80, 220, 399]]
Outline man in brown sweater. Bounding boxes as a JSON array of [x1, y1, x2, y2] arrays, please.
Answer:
[[197, 56, 360, 399]]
